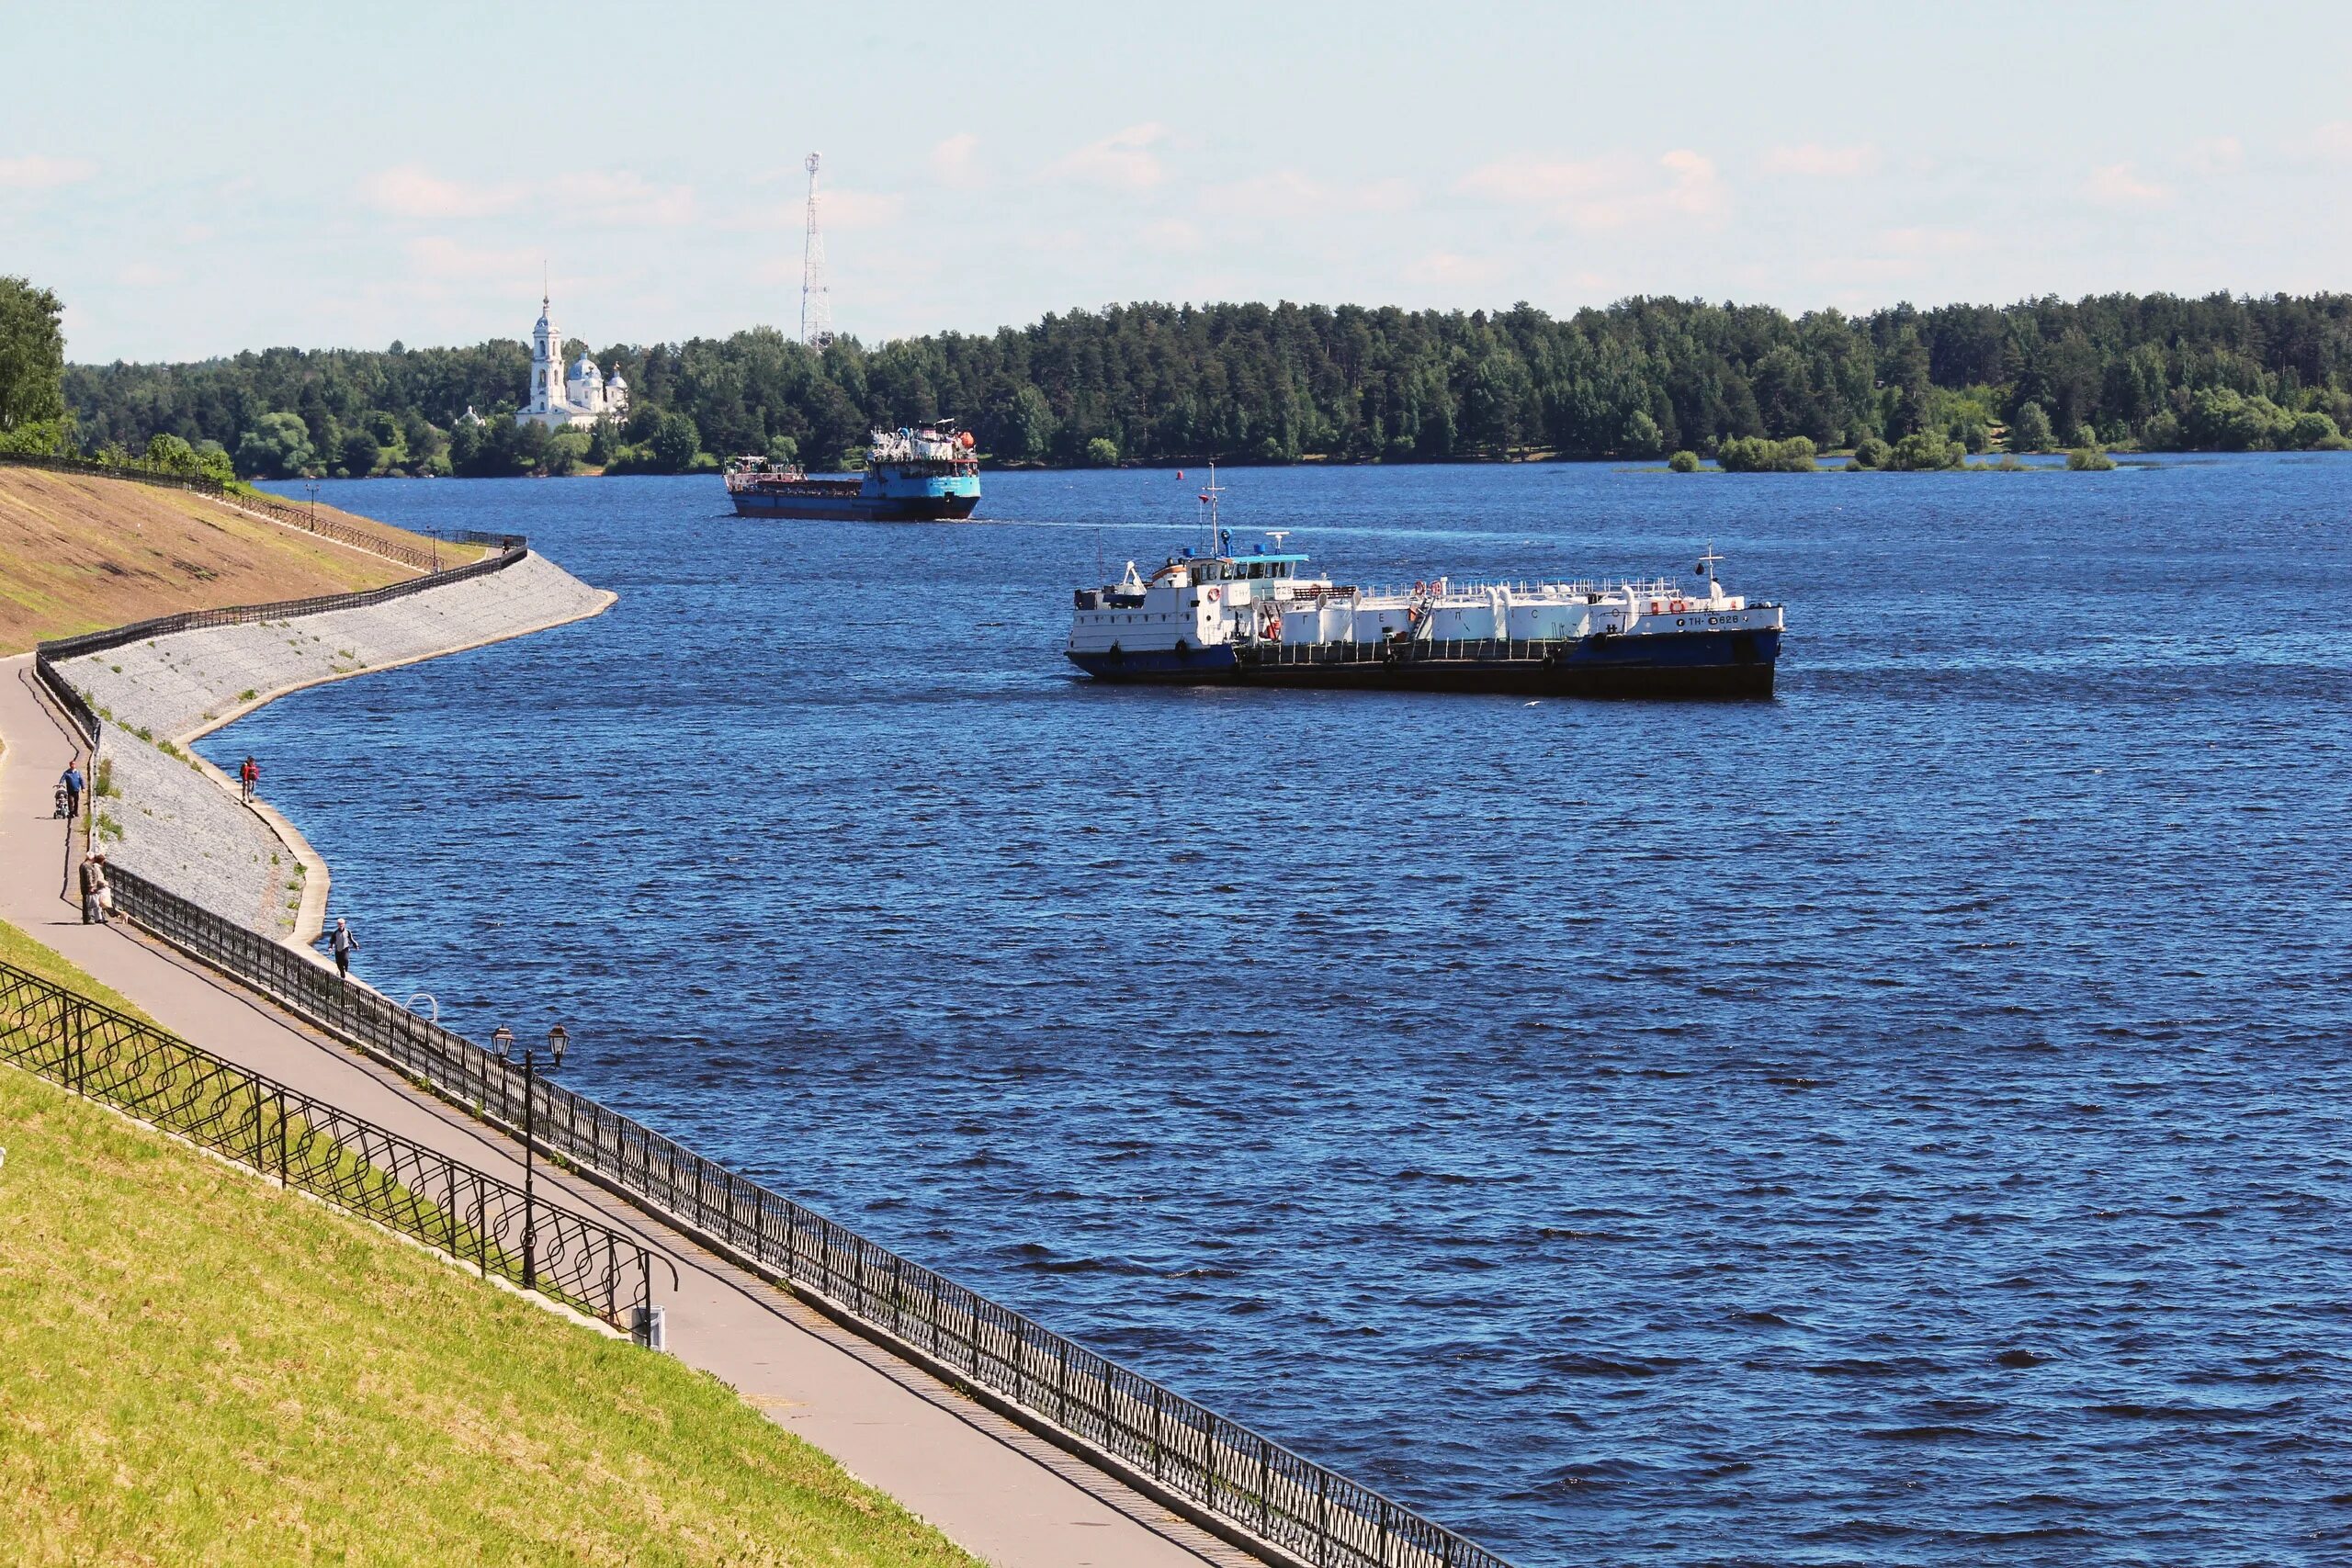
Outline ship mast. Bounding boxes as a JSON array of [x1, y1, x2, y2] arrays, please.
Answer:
[[1198, 462, 1225, 558], [800, 152, 833, 349], [1696, 541, 1724, 595]]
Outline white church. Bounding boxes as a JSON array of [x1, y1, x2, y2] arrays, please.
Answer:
[[515, 291, 628, 430]]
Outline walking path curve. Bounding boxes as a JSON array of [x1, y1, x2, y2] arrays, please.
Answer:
[[2, 647, 1245, 1568]]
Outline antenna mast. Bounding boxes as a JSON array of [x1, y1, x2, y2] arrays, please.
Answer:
[[800, 152, 833, 349]]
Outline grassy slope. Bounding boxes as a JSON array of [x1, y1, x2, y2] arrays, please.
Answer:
[[0, 468, 477, 655], [0, 924, 976, 1567]]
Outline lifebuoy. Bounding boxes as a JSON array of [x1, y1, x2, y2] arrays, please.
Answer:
[[1669, 599, 1688, 614], [1206, 586, 1221, 603]]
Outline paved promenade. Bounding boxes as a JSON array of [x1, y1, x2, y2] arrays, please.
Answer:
[[3, 649, 1245, 1568]]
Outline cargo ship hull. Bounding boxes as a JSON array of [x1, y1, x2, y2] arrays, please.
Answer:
[[1068, 627, 1780, 698]]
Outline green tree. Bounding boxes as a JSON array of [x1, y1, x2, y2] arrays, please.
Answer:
[[235, 412, 316, 478], [1667, 449, 1700, 472], [0, 276, 67, 434], [650, 412, 702, 472], [1084, 435, 1120, 467], [2007, 401, 2054, 452], [339, 429, 381, 477], [1849, 435, 1892, 469]]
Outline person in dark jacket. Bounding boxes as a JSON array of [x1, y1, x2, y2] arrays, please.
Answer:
[[329, 918, 358, 978], [59, 762, 84, 819]]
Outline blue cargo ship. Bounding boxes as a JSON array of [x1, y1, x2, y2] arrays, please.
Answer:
[[725, 422, 980, 521]]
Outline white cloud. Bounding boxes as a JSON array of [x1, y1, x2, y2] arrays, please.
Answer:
[[117, 262, 178, 288], [1212, 170, 1415, 218], [1460, 148, 1726, 230], [365, 165, 693, 227], [820, 187, 904, 231], [2186, 136, 2244, 175], [2083, 161, 2170, 208], [547, 171, 695, 228], [406, 236, 543, 280], [931, 132, 979, 182], [2291, 120, 2352, 162], [1881, 226, 1983, 255], [1051, 123, 1168, 191], [365, 164, 518, 219], [1404, 251, 1504, 287], [1141, 218, 1204, 250], [1759, 142, 1881, 178], [0, 153, 97, 190]]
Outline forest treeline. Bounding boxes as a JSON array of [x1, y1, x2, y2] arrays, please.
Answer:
[[20, 286, 2352, 477]]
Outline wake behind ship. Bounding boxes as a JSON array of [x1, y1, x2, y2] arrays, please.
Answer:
[[726, 422, 980, 521]]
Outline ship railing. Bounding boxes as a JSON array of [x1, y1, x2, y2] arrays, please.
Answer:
[[1355, 577, 1688, 603]]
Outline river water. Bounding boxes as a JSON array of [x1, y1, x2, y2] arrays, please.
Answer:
[[245, 457, 2351, 1566]]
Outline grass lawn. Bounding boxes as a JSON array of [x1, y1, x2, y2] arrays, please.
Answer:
[[0, 926, 977, 1566]]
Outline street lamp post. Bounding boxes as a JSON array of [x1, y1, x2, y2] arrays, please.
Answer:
[[520, 1046, 537, 1292], [493, 1022, 566, 1295]]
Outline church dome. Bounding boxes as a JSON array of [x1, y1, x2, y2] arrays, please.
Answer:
[[571, 353, 602, 378], [606, 370, 628, 389]]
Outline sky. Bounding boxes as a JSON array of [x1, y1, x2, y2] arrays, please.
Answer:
[[6, 0, 2350, 363]]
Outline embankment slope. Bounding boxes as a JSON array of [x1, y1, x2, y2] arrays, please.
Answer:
[[0, 468, 469, 654], [0, 922, 978, 1568]]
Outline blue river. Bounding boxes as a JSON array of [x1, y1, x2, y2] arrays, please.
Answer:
[[248, 456, 2351, 1566]]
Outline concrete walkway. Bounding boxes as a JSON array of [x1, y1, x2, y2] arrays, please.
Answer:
[[3, 650, 1246, 1568]]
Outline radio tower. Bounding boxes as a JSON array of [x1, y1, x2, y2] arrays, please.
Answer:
[[799, 152, 833, 349]]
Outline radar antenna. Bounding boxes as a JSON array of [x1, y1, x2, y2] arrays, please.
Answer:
[[800, 152, 833, 349]]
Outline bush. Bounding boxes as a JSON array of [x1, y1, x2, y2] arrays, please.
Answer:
[[1717, 435, 1815, 472], [1887, 432, 1966, 470], [2067, 446, 2118, 471], [1084, 435, 1121, 467], [1667, 449, 1700, 472], [1849, 435, 1892, 469]]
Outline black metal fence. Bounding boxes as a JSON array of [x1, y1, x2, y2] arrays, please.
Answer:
[[19, 477, 1514, 1568], [0, 957, 673, 1334], [103, 864, 1510, 1568], [0, 449, 507, 570]]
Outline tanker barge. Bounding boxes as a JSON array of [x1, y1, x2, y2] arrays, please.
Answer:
[[725, 421, 980, 521], [1065, 476, 1781, 698]]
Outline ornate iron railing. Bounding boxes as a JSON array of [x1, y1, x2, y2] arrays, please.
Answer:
[[102, 863, 1512, 1568], [17, 486, 1515, 1567], [0, 450, 513, 570], [0, 958, 674, 1334]]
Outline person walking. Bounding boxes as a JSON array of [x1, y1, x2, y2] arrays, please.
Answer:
[[79, 849, 111, 925], [239, 756, 259, 805], [329, 918, 358, 979], [59, 761, 84, 819]]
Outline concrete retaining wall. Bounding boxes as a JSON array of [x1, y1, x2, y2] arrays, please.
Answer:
[[65, 552, 613, 937]]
